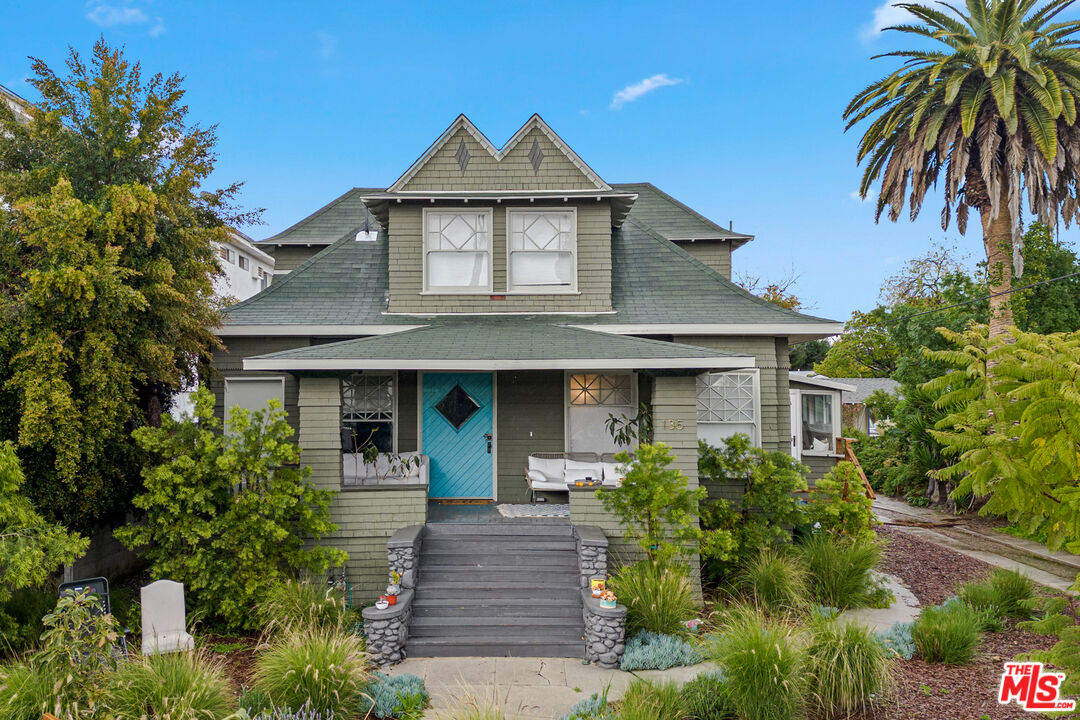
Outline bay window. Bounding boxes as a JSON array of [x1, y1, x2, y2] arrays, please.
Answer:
[[507, 209, 577, 292], [423, 209, 492, 293]]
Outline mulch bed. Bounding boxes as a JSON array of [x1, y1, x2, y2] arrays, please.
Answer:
[[202, 634, 260, 690], [866, 526, 1069, 720]]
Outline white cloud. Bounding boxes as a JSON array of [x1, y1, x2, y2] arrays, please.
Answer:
[[86, 3, 148, 27], [850, 189, 877, 204], [149, 16, 166, 37], [859, 1, 915, 43], [609, 73, 684, 110]]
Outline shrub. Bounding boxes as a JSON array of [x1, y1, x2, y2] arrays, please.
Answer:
[[619, 631, 702, 671], [559, 688, 613, 720], [0, 588, 55, 655], [798, 534, 881, 609], [912, 602, 982, 664], [699, 435, 808, 580], [679, 671, 735, 720], [874, 621, 915, 660], [706, 607, 804, 720], [253, 628, 368, 717], [101, 650, 234, 720], [359, 672, 429, 719], [239, 686, 274, 716], [118, 389, 347, 632], [609, 558, 697, 636], [260, 580, 355, 634], [805, 463, 876, 543], [735, 549, 807, 613], [804, 618, 890, 718], [617, 680, 686, 720], [252, 706, 335, 720]]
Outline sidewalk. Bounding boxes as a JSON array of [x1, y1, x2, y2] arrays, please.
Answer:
[[386, 656, 719, 719]]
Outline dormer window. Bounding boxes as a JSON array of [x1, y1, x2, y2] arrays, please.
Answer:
[[423, 209, 493, 293], [507, 209, 577, 293]]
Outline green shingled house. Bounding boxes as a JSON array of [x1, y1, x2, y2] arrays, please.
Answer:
[[212, 116, 841, 653]]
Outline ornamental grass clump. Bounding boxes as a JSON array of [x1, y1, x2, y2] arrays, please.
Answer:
[[736, 548, 807, 614], [0, 661, 56, 720], [804, 618, 890, 719], [798, 534, 881, 609], [619, 631, 701, 671], [259, 579, 355, 634], [986, 569, 1036, 619], [253, 627, 368, 717], [679, 671, 735, 720], [706, 607, 804, 720], [101, 650, 234, 720], [616, 680, 686, 720], [912, 602, 982, 664], [609, 558, 697, 636]]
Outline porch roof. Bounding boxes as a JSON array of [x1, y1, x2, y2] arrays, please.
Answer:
[[242, 320, 754, 371]]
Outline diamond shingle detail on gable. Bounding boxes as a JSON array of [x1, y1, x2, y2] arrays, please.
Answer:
[[455, 138, 470, 173], [528, 138, 545, 174]]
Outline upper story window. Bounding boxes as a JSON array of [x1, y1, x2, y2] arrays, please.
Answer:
[[238, 255, 249, 270], [218, 247, 233, 264], [423, 209, 492, 293], [507, 209, 577, 293]]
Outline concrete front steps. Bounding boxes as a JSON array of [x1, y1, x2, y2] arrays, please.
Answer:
[[406, 521, 584, 658]]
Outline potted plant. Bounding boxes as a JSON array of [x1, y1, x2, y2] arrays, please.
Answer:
[[375, 596, 390, 610], [599, 590, 617, 609], [385, 570, 401, 605]]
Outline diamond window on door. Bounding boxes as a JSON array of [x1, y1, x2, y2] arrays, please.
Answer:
[[434, 384, 481, 430]]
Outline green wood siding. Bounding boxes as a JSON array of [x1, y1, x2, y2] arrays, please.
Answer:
[[397, 371, 418, 453], [674, 335, 791, 453], [674, 241, 732, 279], [298, 376, 427, 596], [495, 370, 565, 503], [386, 200, 613, 314], [267, 245, 323, 274], [210, 336, 309, 432], [401, 127, 597, 192]]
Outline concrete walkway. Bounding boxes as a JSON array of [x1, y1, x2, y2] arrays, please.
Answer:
[[875, 497, 1078, 594], [840, 572, 920, 632], [387, 656, 719, 719]]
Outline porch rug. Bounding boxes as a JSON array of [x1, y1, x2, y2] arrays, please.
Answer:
[[496, 503, 570, 519]]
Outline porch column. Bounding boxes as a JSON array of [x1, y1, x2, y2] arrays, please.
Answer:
[[297, 376, 343, 489], [651, 374, 703, 599]]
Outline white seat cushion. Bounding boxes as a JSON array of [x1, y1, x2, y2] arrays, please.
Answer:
[[601, 462, 626, 487], [565, 459, 602, 484], [528, 456, 565, 481], [527, 469, 568, 491]]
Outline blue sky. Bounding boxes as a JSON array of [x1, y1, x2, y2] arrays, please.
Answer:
[[4, 1, 1074, 322]]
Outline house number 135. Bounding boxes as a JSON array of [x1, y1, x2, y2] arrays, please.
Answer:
[[665, 419, 685, 431]]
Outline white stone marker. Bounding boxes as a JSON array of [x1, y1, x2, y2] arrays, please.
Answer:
[[140, 579, 195, 655]]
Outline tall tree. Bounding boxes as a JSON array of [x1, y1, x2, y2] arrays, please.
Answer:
[[0, 40, 256, 529], [845, 0, 1080, 339]]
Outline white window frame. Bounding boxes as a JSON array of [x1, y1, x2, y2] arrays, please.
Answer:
[[797, 390, 841, 456], [696, 369, 761, 447], [564, 370, 638, 453], [505, 208, 578, 294], [341, 371, 398, 454], [238, 255, 249, 271], [422, 208, 493, 294]]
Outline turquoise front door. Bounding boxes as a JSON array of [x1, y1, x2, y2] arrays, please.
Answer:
[[422, 372, 494, 499]]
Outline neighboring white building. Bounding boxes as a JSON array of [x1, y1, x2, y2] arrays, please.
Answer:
[[213, 230, 275, 301], [1, 83, 33, 123]]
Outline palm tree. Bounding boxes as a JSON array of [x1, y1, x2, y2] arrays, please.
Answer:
[[845, 0, 1080, 339]]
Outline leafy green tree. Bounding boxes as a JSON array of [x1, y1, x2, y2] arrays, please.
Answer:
[[845, 0, 1080, 339], [117, 388, 345, 631], [814, 308, 900, 378], [1011, 222, 1080, 333], [805, 462, 877, 543], [789, 339, 830, 371], [0, 441, 87, 605], [601, 443, 733, 563], [0, 40, 256, 530]]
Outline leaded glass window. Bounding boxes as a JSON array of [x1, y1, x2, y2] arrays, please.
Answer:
[[569, 374, 632, 406], [423, 210, 492, 293], [342, 373, 394, 453], [507, 210, 576, 292], [697, 372, 757, 423]]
